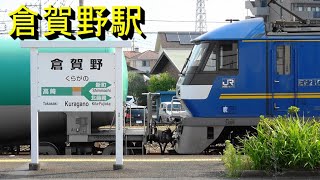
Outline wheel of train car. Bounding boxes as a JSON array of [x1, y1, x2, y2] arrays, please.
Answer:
[[39, 142, 59, 155], [102, 143, 132, 155]]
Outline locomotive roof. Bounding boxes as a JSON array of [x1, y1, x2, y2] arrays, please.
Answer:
[[194, 17, 320, 42]]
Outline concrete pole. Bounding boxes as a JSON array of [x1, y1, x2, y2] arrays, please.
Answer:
[[114, 47, 124, 170], [29, 48, 40, 171]]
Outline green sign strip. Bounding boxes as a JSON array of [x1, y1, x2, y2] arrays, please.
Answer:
[[41, 87, 73, 96], [83, 94, 111, 101], [81, 82, 111, 94], [41, 82, 111, 102]]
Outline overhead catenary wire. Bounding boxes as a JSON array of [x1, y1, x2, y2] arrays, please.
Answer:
[[269, 5, 285, 21], [1, 0, 231, 24], [0, 19, 230, 23], [1, 0, 231, 36], [145, 19, 228, 23]]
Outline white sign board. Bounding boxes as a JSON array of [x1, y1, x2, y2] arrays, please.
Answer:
[[37, 53, 115, 112]]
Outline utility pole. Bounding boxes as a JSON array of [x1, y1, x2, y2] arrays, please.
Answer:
[[195, 0, 207, 33], [79, 0, 84, 6]]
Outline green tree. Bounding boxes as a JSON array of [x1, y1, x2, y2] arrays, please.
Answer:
[[128, 72, 148, 105], [148, 72, 177, 92]]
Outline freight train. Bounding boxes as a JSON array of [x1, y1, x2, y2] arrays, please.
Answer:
[[3, 16, 320, 155], [174, 17, 320, 154]]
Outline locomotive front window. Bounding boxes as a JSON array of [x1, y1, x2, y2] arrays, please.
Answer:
[[204, 44, 218, 71], [189, 43, 209, 66], [183, 42, 210, 74]]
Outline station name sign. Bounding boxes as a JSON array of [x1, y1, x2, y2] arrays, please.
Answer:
[[38, 53, 116, 112], [9, 5, 146, 40]]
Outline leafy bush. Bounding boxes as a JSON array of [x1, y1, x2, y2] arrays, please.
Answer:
[[128, 72, 148, 105], [222, 140, 253, 177], [147, 72, 176, 92], [241, 107, 320, 172]]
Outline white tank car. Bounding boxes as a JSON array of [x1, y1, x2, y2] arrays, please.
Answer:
[[0, 38, 128, 147]]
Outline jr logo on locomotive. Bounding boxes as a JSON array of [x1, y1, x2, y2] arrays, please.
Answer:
[[37, 53, 116, 112]]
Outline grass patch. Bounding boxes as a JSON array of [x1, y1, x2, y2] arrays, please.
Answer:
[[222, 140, 253, 177], [222, 106, 320, 177]]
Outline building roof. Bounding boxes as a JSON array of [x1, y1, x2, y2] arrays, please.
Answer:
[[151, 49, 191, 74], [154, 31, 203, 52], [127, 65, 145, 74], [131, 50, 158, 60], [163, 49, 190, 71], [124, 51, 141, 59]]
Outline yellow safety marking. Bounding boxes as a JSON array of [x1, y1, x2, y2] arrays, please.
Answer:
[[0, 158, 221, 163], [220, 93, 320, 99], [220, 95, 272, 99], [242, 40, 320, 43]]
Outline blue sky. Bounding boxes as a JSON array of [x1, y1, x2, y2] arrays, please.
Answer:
[[0, 0, 251, 51]]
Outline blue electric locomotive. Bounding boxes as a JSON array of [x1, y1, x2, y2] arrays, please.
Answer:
[[174, 17, 320, 154]]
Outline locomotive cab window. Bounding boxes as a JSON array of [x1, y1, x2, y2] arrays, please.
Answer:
[[220, 42, 238, 70], [202, 41, 238, 72]]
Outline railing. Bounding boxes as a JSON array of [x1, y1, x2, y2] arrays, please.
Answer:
[[124, 104, 147, 155]]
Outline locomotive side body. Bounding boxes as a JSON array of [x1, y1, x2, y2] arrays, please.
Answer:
[[175, 18, 320, 154]]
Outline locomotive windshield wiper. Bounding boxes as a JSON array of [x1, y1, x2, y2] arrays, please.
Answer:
[[181, 46, 195, 75], [180, 57, 190, 75]]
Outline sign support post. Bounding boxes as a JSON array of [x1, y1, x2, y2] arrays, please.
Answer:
[[114, 47, 124, 170], [21, 41, 131, 171], [29, 47, 40, 170]]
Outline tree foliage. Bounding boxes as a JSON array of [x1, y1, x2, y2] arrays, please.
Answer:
[[128, 72, 148, 105], [148, 72, 177, 92]]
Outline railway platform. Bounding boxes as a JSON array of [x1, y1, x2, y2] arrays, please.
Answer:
[[0, 155, 224, 179], [1, 155, 320, 179]]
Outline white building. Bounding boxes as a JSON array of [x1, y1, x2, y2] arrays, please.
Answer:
[[125, 49, 158, 73]]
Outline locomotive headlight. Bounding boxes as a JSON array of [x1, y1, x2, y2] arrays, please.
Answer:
[[176, 76, 184, 98], [176, 86, 181, 98]]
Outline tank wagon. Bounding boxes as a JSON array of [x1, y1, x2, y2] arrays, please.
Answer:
[[173, 17, 320, 154], [0, 37, 131, 154]]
